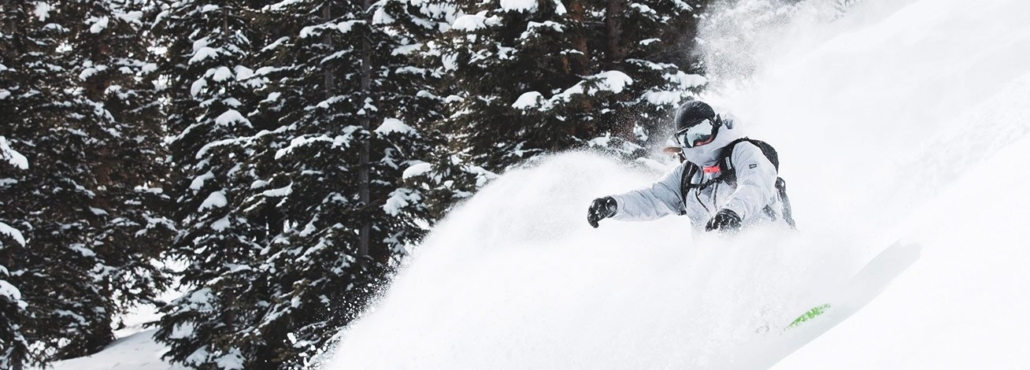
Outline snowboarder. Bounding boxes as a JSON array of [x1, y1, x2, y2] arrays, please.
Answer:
[[587, 100, 795, 233]]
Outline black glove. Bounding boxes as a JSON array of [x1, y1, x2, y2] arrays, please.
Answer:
[[705, 209, 742, 233], [587, 197, 618, 228]]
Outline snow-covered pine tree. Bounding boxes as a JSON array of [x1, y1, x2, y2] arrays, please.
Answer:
[[385, 0, 501, 221], [599, 0, 709, 151], [54, 0, 176, 359], [1, 4, 41, 369], [430, 0, 580, 171], [0, 249, 31, 370], [428, 0, 708, 175], [150, 0, 277, 368], [0, 211, 31, 369], [243, 0, 443, 366], [1, 0, 174, 366], [0, 4, 85, 364]]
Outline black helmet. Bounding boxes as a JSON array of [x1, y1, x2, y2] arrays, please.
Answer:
[[673, 100, 722, 148], [674, 100, 716, 131]]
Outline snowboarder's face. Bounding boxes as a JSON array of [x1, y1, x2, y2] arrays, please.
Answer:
[[674, 118, 716, 148]]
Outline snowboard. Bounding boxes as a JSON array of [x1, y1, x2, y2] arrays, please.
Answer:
[[783, 242, 921, 332], [787, 303, 831, 329]]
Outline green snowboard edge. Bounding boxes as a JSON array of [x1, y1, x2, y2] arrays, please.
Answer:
[[787, 304, 831, 329]]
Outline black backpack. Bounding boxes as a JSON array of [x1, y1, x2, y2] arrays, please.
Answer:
[[678, 138, 796, 228]]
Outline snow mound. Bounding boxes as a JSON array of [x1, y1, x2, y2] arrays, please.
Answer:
[[40, 330, 185, 370]]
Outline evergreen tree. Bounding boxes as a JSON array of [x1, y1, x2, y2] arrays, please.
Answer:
[[428, 0, 708, 176], [0, 184, 31, 370], [1, 4, 41, 369], [602, 0, 710, 150], [244, 0, 443, 366], [392, 0, 500, 220], [55, 0, 175, 358], [151, 0, 284, 368], [151, 0, 446, 366], [431, 0, 579, 170], [1, 0, 172, 366]]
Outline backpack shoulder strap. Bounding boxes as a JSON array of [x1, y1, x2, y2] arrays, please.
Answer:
[[718, 137, 780, 172], [679, 162, 699, 214], [718, 138, 750, 173]]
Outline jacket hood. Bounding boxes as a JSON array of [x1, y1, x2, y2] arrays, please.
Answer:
[[681, 118, 743, 167]]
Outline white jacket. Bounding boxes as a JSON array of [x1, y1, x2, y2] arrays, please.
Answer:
[[610, 124, 787, 230]]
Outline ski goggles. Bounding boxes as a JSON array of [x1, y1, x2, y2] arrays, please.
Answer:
[[674, 118, 715, 148]]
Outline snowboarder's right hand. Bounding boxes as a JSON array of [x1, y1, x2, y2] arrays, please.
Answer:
[[587, 197, 618, 228], [705, 209, 742, 233]]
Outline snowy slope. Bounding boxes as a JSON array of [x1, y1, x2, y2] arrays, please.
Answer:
[[34, 304, 182, 370], [43, 329, 185, 370], [764, 2, 1030, 365], [772, 133, 1030, 369]]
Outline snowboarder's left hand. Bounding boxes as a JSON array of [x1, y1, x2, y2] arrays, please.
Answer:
[[705, 209, 741, 233]]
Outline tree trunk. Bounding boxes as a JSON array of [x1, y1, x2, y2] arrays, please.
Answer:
[[566, 0, 590, 76], [358, 0, 372, 263], [323, 4, 334, 98], [605, 0, 625, 69]]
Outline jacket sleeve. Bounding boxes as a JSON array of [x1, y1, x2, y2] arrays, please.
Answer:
[[609, 163, 687, 221], [722, 143, 778, 221]]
